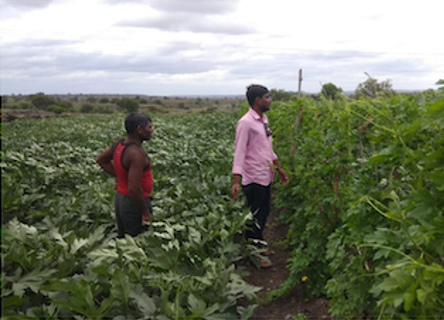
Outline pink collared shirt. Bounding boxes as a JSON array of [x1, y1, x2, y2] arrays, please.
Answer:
[[232, 108, 278, 186]]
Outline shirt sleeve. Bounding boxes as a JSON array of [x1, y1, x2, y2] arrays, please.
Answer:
[[232, 120, 248, 175], [272, 149, 278, 161]]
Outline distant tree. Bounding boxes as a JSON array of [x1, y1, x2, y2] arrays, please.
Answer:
[[321, 83, 343, 100], [436, 79, 444, 92], [47, 105, 67, 114], [355, 73, 394, 98], [269, 89, 293, 101], [111, 97, 120, 104], [80, 104, 94, 113], [99, 97, 110, 104], [31, 93, 56, 110], [20, 102, 31, 109], [60, 100, 73, 109], [139, 98, 148, 104], [86, 96, 97, 103], [118, 98, 139, 112], [95, 106, 113, 114]]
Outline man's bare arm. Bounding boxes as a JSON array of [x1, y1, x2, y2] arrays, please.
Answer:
[[96, 146, 116, 176]]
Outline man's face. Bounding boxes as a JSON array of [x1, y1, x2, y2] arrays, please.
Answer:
[[139, 122, 154, 141], [257, 93, 272, 112]]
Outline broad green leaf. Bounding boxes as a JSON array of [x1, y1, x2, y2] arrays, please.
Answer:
[[12, 268, 56, 298], [111, 269, 131, 306]]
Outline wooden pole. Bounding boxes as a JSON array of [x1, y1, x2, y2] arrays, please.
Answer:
[[298, 69, 303, 97]]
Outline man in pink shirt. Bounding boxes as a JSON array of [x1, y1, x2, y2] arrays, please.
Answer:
[[231, 84, 289, 268]]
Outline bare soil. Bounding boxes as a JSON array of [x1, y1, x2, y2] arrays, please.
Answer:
[[237, 208, 335, 320]]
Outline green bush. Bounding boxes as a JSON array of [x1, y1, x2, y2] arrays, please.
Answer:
[[118, 98, 139, 112], [95, 106, 113, 114], [86, 96, 97, 103], [19, 102, 32, 109], [80, 104, 94, 113], [31, 93, 56, 110], [47, 105, 67, 114], [266, 92, 444, 318]]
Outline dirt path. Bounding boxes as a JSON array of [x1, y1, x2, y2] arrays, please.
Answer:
[[237, 208, 334, 320]]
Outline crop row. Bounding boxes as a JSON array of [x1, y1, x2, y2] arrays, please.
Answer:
[[2, 112, 259, 319]]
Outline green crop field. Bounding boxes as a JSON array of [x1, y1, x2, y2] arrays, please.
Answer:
[[2, 89, 444, 319], [2, 112, 260, 319]]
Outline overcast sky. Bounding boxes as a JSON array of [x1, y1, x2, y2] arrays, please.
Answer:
[[1, 0, 443, 95]]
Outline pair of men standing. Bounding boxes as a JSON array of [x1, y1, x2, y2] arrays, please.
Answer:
[[97, 84, 288, 268]]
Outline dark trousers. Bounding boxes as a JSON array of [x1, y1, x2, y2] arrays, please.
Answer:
[[115, 193, 153, 238], [242, 183, 271, 246]]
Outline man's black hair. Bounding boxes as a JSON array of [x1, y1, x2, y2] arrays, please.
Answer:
[[246, 84, 269, 107], [125, 113, 152, 135]]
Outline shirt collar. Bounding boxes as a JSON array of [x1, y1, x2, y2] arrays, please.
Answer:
[[248, 108, 262, 121]]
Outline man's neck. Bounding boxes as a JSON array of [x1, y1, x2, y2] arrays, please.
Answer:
[[126, 136, 142, 147], [252, 106, 263, 117]]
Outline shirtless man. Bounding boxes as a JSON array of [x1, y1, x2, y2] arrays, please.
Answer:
[[97, 113, 154, 237]]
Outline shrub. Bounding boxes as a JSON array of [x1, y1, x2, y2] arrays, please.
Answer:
[[31, 93, 56, 110], [47, 105, 67, 114], [86, 96, 97, 103], [95, 106, 113, 114], [118, 98, 139, 112], [99, 97, 109, 104], [80, 104, 94, 113], [19, 102, 31, 109]]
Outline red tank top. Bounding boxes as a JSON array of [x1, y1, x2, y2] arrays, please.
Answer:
[[113, 139, 153, 198]]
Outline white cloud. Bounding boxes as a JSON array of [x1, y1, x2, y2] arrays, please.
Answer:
[[1, 0, 443, 95]]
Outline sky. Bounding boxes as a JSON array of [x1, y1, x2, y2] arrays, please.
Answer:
[[0, 0, 443, 96]]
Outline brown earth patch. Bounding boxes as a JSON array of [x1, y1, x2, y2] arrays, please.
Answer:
[[237, 208, 335, 320]]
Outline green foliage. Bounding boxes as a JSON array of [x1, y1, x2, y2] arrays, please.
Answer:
[[436, 79, 444, 92], [355, 76, 394, 98], [2, 113, 259, 318], [94, 106, 114, 114], [118, 98, 139, 112], [266, 91, 444, 318], [86, 96, 97, 103], [321, 83, 343, 100], [269, 88, 295, 101], [31, 93, 57, 110], [98, 97, 109, 104], [80, 104, 94, 113], [46, 105, 67, 114], [20, 102, 32, 109]]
